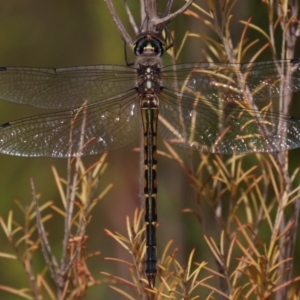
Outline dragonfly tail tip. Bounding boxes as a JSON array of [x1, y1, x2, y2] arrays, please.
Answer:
[[147, 273, 156, 288]]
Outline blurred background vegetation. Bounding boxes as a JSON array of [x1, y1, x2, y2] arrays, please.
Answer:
[[0, 0, 299, 299]]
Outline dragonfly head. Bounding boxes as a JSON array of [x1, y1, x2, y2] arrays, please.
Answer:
[[134, 34, 165, 57]]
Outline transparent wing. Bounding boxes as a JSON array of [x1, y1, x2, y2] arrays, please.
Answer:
[[0, 65, 136, 109], [159, 60, 300, 153], [2, 60, 300, 156], [0, 91, 140, 157], [162, 60, 300, 104]]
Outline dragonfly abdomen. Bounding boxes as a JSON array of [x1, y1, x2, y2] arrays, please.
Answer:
[[141, 103, 159, 288]]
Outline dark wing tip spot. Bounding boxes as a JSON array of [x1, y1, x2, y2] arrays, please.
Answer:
[[290, 116, 300, 122], [1, 122, 11, 128], [290, 58, 300, 64], [0, 67, 7, 71]]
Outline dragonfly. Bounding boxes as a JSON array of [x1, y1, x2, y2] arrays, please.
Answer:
[[1, 1, 300, 288]]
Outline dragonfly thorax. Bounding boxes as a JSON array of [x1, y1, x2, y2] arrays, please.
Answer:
[[134, 34, 163, 101], [135, 56, 162, 99]]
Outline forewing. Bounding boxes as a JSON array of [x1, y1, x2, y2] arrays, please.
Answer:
[[0, 65, 136, 109], [162, 60, 300, 104]]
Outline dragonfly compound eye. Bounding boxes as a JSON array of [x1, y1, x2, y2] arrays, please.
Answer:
[[134, 35, 164, 57]]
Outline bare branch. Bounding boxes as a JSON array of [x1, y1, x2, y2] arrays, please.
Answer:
[[152, 0, 193, 26], [123, 0, 139, 35], [104, 0, 133, 45]]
